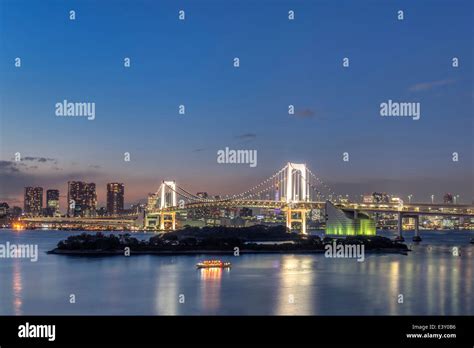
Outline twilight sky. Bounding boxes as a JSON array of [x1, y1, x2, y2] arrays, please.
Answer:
[[0, 0, 473, 209]]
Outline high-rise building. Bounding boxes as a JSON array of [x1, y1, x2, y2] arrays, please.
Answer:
[[67, 181, 97, 217], [84, 183, 97, 216], [96, 207, 107, 216], [107, 183, 124, 216], [0, 202, 9, 217], [46, 189, 60, 216], [24, 187, 43, 216], [373, 192, 390, 203], [147, 193, 158, 210], [443, 193, 454, 204], [0, 202, 9, 226]]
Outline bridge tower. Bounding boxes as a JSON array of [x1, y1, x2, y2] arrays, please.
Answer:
[[144, 181, 178, 231], [284, 163, 310, 234], [285, 163, 309, 203], [159, 181, 177, 209], [159, 181, 177, 230]]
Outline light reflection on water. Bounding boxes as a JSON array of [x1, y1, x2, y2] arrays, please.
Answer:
[[12, 260, 23, 315], [275, 256, 315, 315], [0, 229, 473, 315], [199, 268, 223, 313]]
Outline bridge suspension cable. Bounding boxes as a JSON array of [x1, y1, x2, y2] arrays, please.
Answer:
[[151, 163, 337, 209], [306, 167, 337, 199], [223, 164, 289, 200]]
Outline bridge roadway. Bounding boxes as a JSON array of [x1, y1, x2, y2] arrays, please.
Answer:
[[153, 200, 474, 217], [19, 201, 473, 234], [19, 216, 138, 226]]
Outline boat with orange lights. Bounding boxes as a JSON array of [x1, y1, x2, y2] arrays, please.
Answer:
[[12, 222, 25, 231], [196, 260, 231, 269]]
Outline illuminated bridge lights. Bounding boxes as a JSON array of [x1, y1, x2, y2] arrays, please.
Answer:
[[142, 164, 474, 233]]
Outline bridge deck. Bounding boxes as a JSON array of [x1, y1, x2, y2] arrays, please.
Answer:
[[147, 200, 474, 217]]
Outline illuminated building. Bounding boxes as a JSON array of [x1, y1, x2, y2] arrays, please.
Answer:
[[373, 192, 390, 203], [363, 195, 374, 203], [363, 192, 390, 204], [390, 196, 402, 204], [196, 192, 208, 199], [310, 208, 322, 221], [96, 207, 107, 216], [443, 193, 454, 204], [147, 193, 158, 210], [46, 189, 60, 216], [0, 202, 9, 217], [107, 183, 124, 215], [325, 201, 376, 236], [67, 181, 97, 217], [0, 203, 9, 226], [130, 203, 146, 214], [24, 187, 43, 216]]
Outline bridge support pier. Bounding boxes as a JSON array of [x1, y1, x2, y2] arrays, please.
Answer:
[[395, 213, 404, 242], [159, 211, 176, 231], [285, 207, 307, 234], [144, 214, 159, 230], [412, 215, 421, 242]]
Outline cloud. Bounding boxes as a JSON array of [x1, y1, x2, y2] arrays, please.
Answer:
[[293, 108, 316, 119], [88, 164, 101, 169], [1, 158, 58, 173], [22, 156, 56, 163], [0, 160, 20, 173], [0, 166, 108, 205], [408, 79, 456, 92], [235, 133, 257, 140], [193, 148, 206, 152]]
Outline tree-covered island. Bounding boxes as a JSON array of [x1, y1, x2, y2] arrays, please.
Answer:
[[47, 225, 409, 255]]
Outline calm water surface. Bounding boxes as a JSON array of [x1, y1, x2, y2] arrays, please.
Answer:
[[0, 229, 473, 315]]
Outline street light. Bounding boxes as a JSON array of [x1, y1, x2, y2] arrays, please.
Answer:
[[431, 195, 434, 204], [408, 194, 413, 203]]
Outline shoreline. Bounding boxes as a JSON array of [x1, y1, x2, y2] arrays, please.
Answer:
[[47, 248, 409, 256]]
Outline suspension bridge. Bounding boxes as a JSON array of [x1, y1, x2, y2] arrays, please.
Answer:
[[145, 163, 474, 239]]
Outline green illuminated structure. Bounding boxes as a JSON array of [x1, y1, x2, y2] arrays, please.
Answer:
[[325, 201, 376, 236]]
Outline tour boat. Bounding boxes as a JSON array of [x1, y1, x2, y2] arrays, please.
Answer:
[[196, 260, 231, 269]]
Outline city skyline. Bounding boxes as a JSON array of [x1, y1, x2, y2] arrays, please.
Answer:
[[17, 181, 127, 216], [1, 1, 473, 207], [0, 0, 473, 336], [5, 174, 471, 216]]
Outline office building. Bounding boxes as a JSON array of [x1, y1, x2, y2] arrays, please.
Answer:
[[107, 183, 124, 215], [67, 181, 97, 217], [24, 187, 43, 216]]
